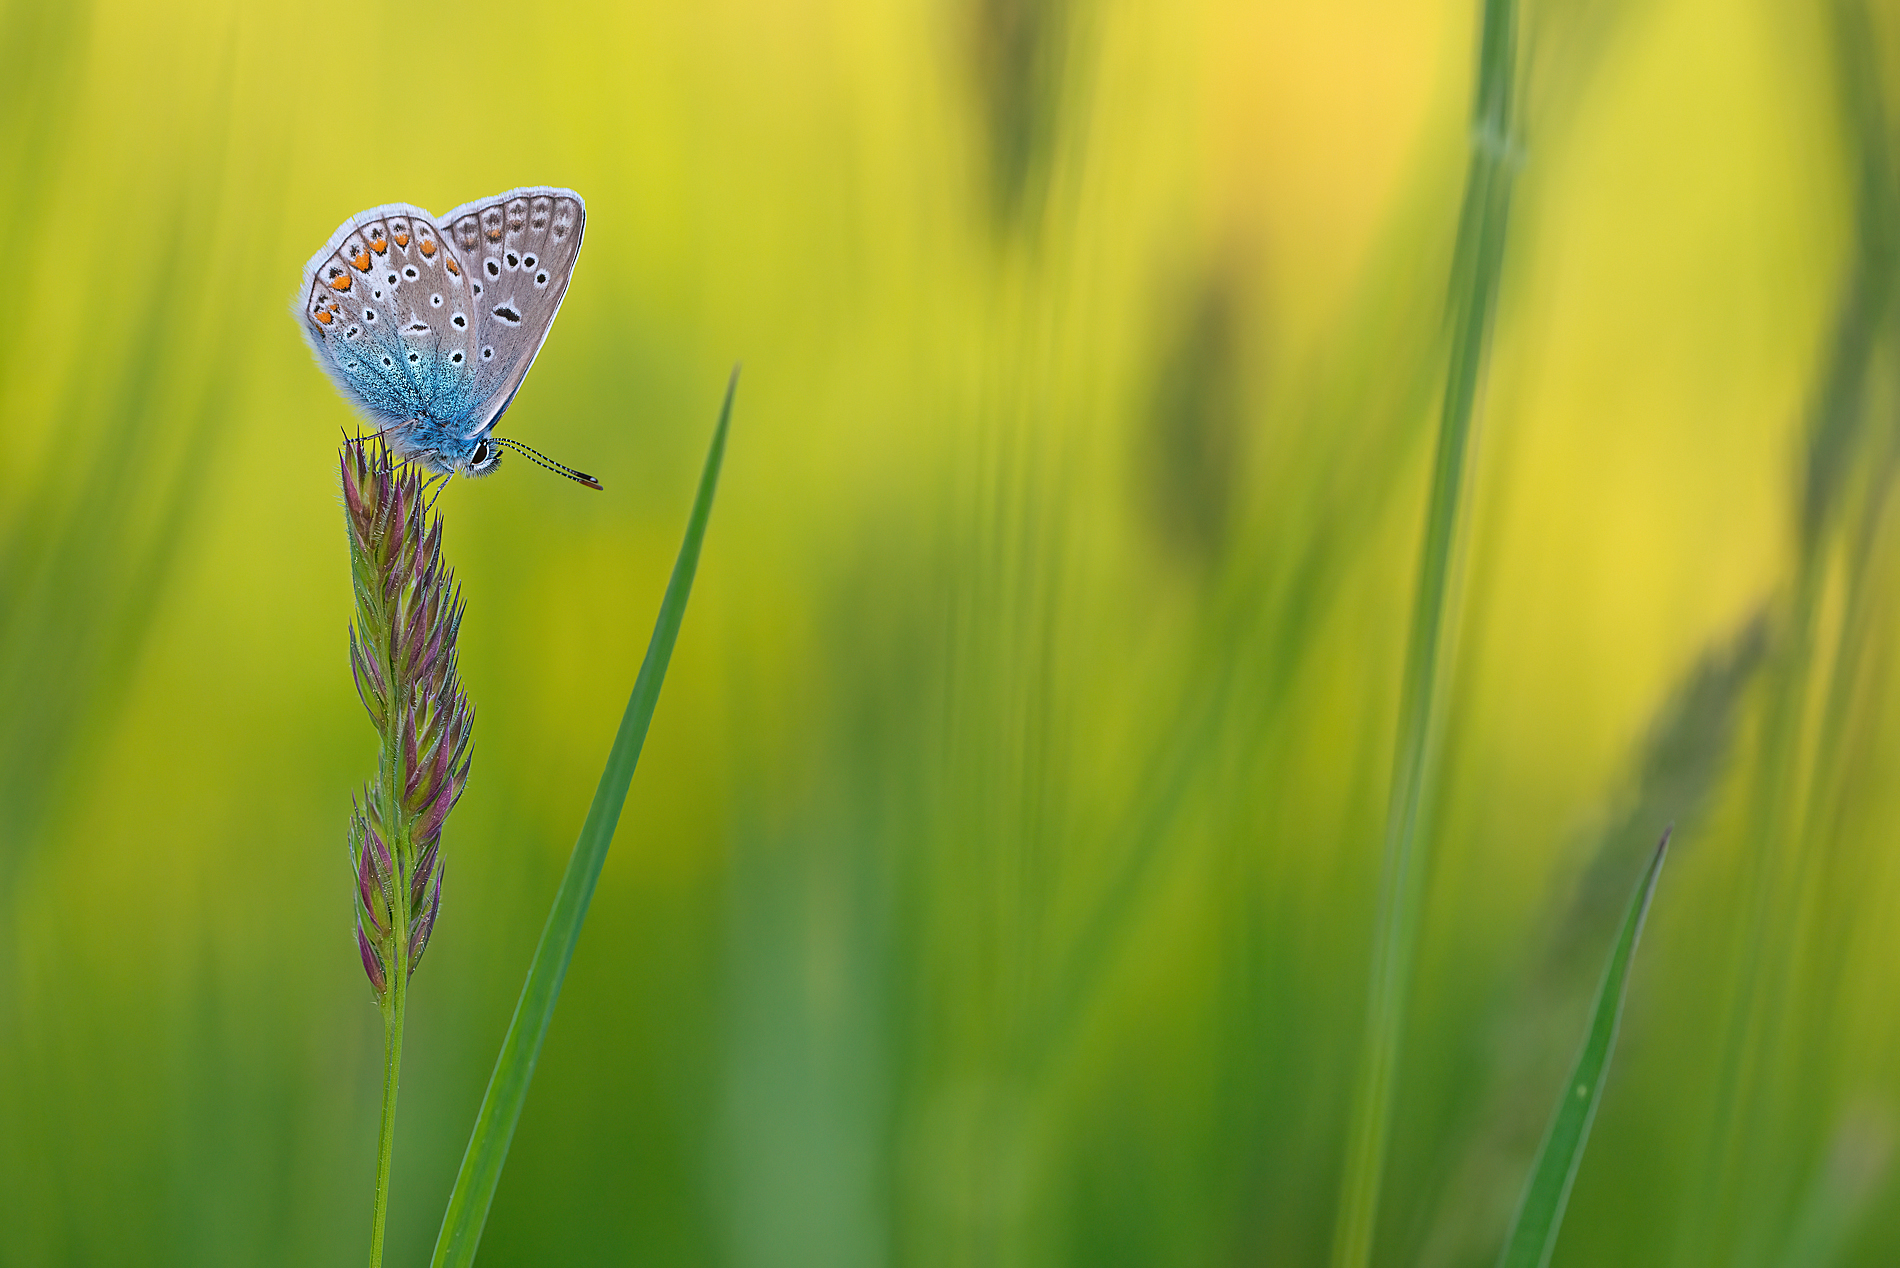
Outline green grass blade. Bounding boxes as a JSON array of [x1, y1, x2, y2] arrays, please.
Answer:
[[1496, 828, 1671, 1268], [430, 369, 738, 1268]]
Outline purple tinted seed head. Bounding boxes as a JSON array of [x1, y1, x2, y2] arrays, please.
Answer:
[[338, 434, 473, 1006], [411, 837, 438, 909], [409, 864, 443, 970], [358, 924, 388, 999]]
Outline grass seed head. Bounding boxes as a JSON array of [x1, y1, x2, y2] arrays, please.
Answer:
[[340, 435, 474, 1003]]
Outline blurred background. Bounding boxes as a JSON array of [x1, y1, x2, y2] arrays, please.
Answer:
[[3, 0, 1898, 1263]]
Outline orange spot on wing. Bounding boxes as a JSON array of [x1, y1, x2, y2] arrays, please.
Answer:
[[370, 234, 388, 254], [314, 308, 334, 325], [394, 231, 410, 247], [444, 256, 460, 276], [419, 238, 437, 256], [328, 271, 352, 292], [351, 248, 371, 271]]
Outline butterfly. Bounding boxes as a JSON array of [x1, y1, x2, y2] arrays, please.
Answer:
[[297, 186, 602, 493]]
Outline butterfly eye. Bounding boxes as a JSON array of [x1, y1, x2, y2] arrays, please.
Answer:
[[471, 441, 489, 464]]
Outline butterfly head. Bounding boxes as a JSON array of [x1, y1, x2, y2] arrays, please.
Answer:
[[461, 438, 504, 478]]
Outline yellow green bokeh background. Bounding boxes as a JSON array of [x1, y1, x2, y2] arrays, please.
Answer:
[[5, 0, 1900, 1263]]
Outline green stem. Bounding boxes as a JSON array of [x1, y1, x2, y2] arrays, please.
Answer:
[[368, 686, 413, 1267], [370, 956, 407, 1268], [1330, 2, 1518, 1265]]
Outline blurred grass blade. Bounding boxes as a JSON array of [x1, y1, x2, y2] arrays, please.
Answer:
[[431, 369, 738, 1268], [1497, 828, 1670, 1268], [1332, 0, 1521, 1263]]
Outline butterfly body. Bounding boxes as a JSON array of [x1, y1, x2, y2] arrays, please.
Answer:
[[297, 188, 589, 481]]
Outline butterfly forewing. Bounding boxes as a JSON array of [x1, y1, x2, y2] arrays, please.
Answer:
[[442, 187, 586, 438]]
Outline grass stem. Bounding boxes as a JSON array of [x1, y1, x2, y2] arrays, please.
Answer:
[[368, 641, 416, 1268], [1330, 1, 1519, 1264], [369, 951, 406, 1268]]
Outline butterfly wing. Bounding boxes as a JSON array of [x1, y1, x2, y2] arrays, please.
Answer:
[[439, 187, 587, 439], [298, 204, 485, 467]]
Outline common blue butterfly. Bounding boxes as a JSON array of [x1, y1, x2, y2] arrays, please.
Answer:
[[297, 186, 601, 490]]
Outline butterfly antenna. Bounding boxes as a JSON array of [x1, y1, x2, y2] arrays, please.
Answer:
[[490, 437, 604, 490]]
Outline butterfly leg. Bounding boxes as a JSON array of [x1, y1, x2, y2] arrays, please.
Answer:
[[424, 471, 454, 513]]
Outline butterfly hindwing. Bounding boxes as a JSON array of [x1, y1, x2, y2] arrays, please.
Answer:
[[353, 208, 483, 425], [299, 204, 486, 454]]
